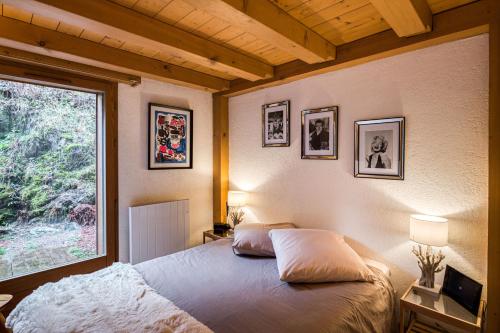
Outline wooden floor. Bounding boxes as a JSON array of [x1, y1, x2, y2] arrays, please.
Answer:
[[0, 247, 79, 279]]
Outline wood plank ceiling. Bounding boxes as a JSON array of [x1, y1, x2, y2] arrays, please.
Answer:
[[0, 0, 477, 91]]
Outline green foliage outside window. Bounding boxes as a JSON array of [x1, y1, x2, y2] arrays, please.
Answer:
[[0, 80, 97, 226]]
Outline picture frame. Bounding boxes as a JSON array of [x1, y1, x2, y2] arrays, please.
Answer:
[[442, 265, 483, 316], [148, 103, 193, 170], [262, 100, 290, 147], [354, 117, 405, 180], [301, 106, 338, 160]]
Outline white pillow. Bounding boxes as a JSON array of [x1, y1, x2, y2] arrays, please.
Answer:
[[232, 222, 295, 257], [268, 228, 375, 283]]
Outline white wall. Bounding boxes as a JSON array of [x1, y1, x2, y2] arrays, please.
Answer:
[[229, 34, 489, 296], [118, 79, 213, 262]]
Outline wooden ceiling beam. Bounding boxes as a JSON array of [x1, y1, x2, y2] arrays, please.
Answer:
[[0, 17, 230, 91], [0, 45, 141, 86], [182, 0, 336, 63], [2, 0, 273, 81], [370, 0, 432, 37], [216, 0, 489, 97]]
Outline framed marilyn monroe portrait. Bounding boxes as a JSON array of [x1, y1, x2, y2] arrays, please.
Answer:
[[354, 117, 405, 180]]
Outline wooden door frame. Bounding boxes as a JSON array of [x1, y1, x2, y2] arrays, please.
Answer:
[[487, 0, 500, 331], [0, 60, 118, 315]]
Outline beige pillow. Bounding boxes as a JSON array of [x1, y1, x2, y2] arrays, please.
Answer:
[[268, 228, 375, 283], [232, 222, 295, 257]]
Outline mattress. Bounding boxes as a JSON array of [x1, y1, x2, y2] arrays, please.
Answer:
[[135, 239, 395, 333]]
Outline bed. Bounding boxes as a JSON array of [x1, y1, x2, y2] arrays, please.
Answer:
[[135, 239, 395, 333], [7, 239, 395, 333]]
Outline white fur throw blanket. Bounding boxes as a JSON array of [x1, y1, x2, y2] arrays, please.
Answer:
[[7, 263, 213, 333]]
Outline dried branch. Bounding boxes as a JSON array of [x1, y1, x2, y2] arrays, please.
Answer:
[[411, 244, 447, 288], [229, 207, 245, 226]]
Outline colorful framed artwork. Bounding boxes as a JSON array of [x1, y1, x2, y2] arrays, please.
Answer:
[[262, 100, 290, 147], [148, 103, 193, 170], [354, 117, 405, 180], [301, 106, 338, 160]]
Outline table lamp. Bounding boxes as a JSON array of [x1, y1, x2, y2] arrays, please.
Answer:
[[410, 214, 448, 295], [227, 191, 248, 227]]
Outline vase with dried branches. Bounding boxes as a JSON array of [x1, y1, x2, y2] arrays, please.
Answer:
[[227, 191, 248, 228], [412, 244, 445, 288], [229, 207, 245, 227]]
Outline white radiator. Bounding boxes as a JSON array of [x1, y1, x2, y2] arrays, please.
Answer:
[[128, 199, 189, 264]]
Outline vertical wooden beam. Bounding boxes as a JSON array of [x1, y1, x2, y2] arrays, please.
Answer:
[[488, 0, 500, 331], [213, 95, 229, 223]]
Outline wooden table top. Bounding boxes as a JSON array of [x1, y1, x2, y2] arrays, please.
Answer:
[[0, 295, 12, 310]]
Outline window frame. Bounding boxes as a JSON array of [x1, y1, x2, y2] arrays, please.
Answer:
[[0, 59, 118, 315]]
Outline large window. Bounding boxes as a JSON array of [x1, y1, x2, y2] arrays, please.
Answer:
[[0, 61, 117, 312], [0, 79, 105, 280]]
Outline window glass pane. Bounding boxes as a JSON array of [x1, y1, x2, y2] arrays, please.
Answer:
[[0, 79, 103, 280]]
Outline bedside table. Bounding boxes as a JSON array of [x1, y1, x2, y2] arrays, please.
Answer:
[[203, 230, 234, 244], [400, 285, 484, 333]]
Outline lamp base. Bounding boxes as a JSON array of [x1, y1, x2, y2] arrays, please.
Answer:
[[412, 279, 442, 296]]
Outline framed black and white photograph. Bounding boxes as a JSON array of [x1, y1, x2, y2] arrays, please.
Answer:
[[301, 106, 338, 160], [262, 100, 290, 147], [354, 117, 405, 179], [148, 103, 193, 170]]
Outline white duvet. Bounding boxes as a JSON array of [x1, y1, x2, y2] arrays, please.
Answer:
[[7, 263, 213, 333]]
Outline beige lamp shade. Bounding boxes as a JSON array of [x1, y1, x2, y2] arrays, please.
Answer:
[[410, 214, 448, 247], [227, 191, 248, 207]]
